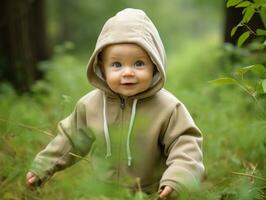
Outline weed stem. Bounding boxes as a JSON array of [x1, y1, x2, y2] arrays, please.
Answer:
[[232, 172, 266, 182], [0, 117, 54, 137]]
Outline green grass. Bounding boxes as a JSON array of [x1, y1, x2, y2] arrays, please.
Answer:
[[0, 36, 265, 199]]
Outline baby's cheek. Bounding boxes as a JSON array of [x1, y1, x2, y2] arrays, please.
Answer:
[[106, 79, 119, 92]]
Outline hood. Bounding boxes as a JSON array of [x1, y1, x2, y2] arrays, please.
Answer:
[[87, 8, 166, 99]]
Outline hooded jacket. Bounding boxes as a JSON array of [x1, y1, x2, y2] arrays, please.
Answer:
[[31, 8, 204, 193]]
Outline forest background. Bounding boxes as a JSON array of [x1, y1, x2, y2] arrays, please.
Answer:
[[0, 0, 265, 199]]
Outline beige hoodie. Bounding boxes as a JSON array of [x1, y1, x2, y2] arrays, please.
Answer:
[[31, 8, 204, 193]]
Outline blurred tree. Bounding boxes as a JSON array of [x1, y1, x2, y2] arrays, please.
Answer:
[[50, 0, 128, 50], [45, 0, 224, 52], [0, 0, 50, 93]]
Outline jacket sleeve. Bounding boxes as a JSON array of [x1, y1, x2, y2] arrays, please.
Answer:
[[30, 100, 95, 182], [159, 103, 204, 192]]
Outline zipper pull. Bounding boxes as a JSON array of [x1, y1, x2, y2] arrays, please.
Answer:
[[120, 97, 125, 109]]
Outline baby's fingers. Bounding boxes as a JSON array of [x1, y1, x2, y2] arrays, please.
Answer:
[[159, 186, 174, 199], [26, 172, 41, 189], [28, 176, 36, 184]]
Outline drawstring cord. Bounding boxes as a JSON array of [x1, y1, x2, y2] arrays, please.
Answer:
[[102, 93, 138, 166], [127, 99, 138, 166], [103, 93, 112, 158]]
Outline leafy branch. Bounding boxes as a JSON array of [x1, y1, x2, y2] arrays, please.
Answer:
[[210, 1, 266, 102], [227, 0, 266, 47], [209, 64, 266, 100]]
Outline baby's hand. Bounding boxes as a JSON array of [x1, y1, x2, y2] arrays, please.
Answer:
[[26, 172, 41, 189], [159, 185, 175, 199]]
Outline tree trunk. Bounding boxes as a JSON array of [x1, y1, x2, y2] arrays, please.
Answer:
[[0, 0, 50, 93]]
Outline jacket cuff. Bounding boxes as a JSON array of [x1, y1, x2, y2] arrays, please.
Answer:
[[159, 180, 184, 193], [30, 163, 52, 182]]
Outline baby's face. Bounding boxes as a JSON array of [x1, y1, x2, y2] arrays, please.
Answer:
[[101, 43, 154, 97]]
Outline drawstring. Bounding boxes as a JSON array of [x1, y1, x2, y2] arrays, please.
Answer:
[[102, 93, 138, 166], [103, 93, 112, 158], [127, 99, 137, 166]]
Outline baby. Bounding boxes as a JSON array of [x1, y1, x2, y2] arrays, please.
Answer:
[[26, 8, 204, 199]]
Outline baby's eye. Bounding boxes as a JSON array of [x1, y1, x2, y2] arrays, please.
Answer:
[[111, 62, 122, 68], [134, 60, 145, 67]]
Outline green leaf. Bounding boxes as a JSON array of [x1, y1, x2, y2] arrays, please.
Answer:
[[255, 82, 264, 95], [230, 24, 244, 37], [236, 1, 251, 7], [209, 77, 238, 86], [256, 29, 266, 36], [231, 26, 239, 37], [255, 80, 266, 95], [250, 64, 266, 75], [262, 79, 266, 93], [242, 7, 255, 23], [227, 0, 243, 7], [236, 64, 266, 76], [242, 7, 246, 14], [264, 40, 266, 46], [237, 31, 250, 47]]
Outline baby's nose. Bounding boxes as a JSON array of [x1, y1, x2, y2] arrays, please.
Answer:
[[122, 67, 134, 76]]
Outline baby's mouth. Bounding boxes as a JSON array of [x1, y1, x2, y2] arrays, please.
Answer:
[[121, 83, 136, 86], [120, 82, 138, 88], [121, 81, 137, 85]]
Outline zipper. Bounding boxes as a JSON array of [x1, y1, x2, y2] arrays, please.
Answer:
[[117, 96, 130, 184], [117, 96, 125, 184], [120, 96, 125, 109]]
